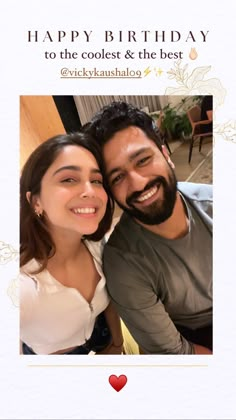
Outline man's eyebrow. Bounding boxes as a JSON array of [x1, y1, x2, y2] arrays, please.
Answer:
[[53, 165, 101, 176], [107, 147, 151, 179], [128, 147, 150, 161]]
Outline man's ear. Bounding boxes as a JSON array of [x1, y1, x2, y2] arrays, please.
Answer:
[[161, 145, 175, 169]]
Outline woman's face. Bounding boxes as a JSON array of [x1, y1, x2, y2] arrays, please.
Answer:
[[33, 145, 108, 238]]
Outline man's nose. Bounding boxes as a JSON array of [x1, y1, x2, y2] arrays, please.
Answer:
[[80, 182, 95, 198], [127, 171, 147, 193]]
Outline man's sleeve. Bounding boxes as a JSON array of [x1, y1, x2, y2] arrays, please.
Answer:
[[103, 245, 194, 355]]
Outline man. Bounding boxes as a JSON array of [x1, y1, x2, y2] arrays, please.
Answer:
[[89, 101, 212, 355]]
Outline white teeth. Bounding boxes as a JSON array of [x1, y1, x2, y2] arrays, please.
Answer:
[[73, 208, 96, 214], [137, 186, 157, 202]]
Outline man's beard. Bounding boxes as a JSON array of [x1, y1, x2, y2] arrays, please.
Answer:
[[115, 168, 178, 226]]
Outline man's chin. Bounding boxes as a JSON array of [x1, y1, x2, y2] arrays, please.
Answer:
[[116, 193, 177, 225], [115, 170, 178, 225], [134, 210, 173, 226], [121, 205, 173, 226]]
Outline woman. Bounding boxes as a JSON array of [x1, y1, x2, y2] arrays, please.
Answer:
[[20, 132, 123, 354]]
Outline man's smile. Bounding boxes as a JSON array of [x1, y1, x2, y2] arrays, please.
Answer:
[[135, 184, 160, 203]]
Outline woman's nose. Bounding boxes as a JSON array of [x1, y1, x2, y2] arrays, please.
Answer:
[[80, 182, 95, 198]]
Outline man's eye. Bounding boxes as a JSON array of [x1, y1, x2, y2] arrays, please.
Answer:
[[111, 174, 124, 186], [137, 156, 151, 166]]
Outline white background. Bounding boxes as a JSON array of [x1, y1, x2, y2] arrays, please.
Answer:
[[0, 1, 236, 419]]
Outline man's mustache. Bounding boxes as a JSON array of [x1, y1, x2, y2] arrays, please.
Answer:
[[126, 176, 167, 207]]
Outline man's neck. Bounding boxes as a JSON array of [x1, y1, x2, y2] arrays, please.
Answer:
[[136, 192, 189, 240]]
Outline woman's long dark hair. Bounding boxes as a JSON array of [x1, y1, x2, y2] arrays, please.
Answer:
[[20, 132, 114, 272]]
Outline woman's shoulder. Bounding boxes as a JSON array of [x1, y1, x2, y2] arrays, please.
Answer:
[[20, 258, 41, 277], [20, 259, 49, 292]]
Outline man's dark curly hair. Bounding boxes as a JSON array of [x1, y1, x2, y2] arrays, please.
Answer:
[[88, 101, 163, 151]]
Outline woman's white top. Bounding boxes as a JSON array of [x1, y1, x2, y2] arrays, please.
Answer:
[[20, 240, 110, 354]]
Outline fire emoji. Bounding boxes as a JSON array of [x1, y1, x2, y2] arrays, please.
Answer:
[[189, 48, 198, 60]]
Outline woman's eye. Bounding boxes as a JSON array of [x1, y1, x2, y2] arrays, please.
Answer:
[[61, 178, 76, 183], [91, 179, 103, 185]]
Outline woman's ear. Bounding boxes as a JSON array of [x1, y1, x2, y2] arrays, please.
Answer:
[[161, 145, 175, 169], [26, 192, 43, 215], [26, 191, 31, 203]]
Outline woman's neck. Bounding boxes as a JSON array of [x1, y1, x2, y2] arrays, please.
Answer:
[[48, 228, 84, 265]]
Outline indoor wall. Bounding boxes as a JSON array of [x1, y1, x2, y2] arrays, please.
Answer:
[[20, 96, 66, 169]]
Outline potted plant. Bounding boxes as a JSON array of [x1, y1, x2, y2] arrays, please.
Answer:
[[161, 104, 183, 140], [178, 112, 192, 140], [161, 96, 202, 140]]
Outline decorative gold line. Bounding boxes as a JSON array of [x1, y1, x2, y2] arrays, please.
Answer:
[[28, 364, 208, 368]]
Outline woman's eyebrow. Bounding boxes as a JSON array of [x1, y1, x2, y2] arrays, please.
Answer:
[[53, 165, 101, 176]]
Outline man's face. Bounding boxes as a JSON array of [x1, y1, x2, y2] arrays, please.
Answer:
[[103, 126, 177, 225]]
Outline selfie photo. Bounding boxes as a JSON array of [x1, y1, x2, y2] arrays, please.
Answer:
[[20, 95, 213, 355]]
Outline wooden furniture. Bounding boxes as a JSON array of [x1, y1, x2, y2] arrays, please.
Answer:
[[207, 110, 213, 122], [154, 111, 172, 155], [187, 105, 212, 163]]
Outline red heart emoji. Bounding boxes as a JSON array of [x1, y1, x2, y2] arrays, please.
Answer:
[[109, 374, 127, 392]]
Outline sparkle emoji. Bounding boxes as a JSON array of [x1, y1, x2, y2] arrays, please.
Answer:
[[155, 67, 163, 77]]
